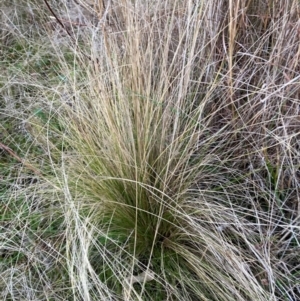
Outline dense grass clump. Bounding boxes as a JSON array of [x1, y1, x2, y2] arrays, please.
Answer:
[[1, 0, 299, 300]]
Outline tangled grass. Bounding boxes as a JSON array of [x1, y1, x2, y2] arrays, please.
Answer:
[[1, 0, 300, 300]]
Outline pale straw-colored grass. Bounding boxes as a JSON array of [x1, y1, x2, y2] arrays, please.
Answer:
[[1, 0, 299, 300]]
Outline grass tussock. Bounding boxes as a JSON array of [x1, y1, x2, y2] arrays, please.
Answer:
[[1, 0, 300, 300]]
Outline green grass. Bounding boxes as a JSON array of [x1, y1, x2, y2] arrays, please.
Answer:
[[1, 0, 300, 300]]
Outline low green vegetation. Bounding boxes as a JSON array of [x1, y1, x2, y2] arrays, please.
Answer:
[[1, 0, 299, 300]]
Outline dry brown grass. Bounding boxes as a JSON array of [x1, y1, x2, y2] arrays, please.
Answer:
[[1, 0, 299, 300]]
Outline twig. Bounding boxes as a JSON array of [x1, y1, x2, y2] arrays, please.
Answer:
[[0, 143, 42, 176]]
